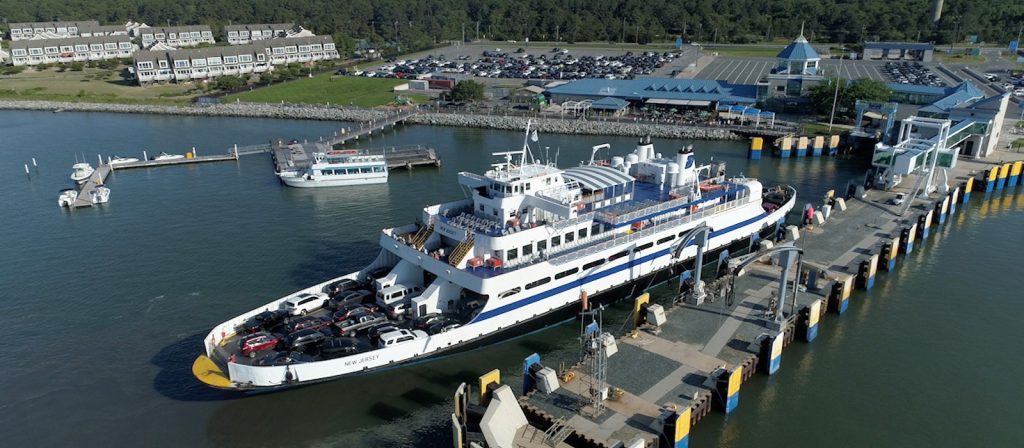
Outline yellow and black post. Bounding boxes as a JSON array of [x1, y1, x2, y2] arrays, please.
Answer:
[[713, 366, 742, 413], [661, 406, 692, 448], [856, 253, 878, 290], [880, 236, 898, 272], [900, 222, 917, 254], [828, 275, 852, 314], [917, 211, 933, 240]]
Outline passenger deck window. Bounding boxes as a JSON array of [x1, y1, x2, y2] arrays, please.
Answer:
[[551, 236, 561, 247], [507, 248, 518, 260], [525, 277, 551, 290], [657, 235, 676, 244], [537, 240, 547, 252], [522, 244, 533, 256], [582, 259, 605, 270], [578, 228, 588, 239], [636, 242, 654, 252], [608, 250, 629, 261], [555, 267, 578, 279], [565, 232, 575, 243]]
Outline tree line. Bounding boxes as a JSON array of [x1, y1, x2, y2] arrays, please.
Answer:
[[2, 0, 1021, 54]]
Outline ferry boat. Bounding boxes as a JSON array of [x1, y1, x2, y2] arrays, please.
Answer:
[[194, 125, 796, 390], [277, 150, 388, 188]]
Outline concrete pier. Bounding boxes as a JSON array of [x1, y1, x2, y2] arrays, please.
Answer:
[[455, 147, 1024, 448]]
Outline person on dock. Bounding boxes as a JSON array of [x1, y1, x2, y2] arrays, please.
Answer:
[[804, 205, 815, 228]]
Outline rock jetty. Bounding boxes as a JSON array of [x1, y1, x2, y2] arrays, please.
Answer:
[[0, 100, 740, 140]]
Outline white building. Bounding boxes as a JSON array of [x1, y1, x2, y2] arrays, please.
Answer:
[[139, 25, 215, 49], [224, 23, 307, 45], [133, 36, 339, 85], [77, 23, 129, 38], [8, 35, 136, 66], [7, 21, 99, 41]]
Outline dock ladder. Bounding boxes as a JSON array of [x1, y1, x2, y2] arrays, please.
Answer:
[[449, 235, 475, 267], [535, 417, 573, 447]]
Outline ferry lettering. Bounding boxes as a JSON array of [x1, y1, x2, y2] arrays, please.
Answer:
[[344, 354, 379, 366]]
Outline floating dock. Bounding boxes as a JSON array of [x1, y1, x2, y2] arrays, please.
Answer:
[[453, 148, 1024, 448], [272, 143, 440, 173]]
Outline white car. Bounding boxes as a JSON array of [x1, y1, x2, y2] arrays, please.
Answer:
[[282, 292, 328, 316], [378, 329, 428, 348], [1014, 89, 1024, 97]]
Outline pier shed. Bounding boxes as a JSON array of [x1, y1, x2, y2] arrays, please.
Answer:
[[863, 42, 934, 62], [545, 79, 757, 111]]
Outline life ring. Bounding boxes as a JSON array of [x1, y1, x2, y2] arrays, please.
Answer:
[[690, 205, 699, 213]]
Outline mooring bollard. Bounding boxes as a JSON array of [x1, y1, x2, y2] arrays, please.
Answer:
[[749, 137, 763, 160]]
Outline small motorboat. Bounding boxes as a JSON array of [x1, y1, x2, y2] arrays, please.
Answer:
[[58, 189, 79, 207], [110, 156, 140, 165], [70, 163, 95, 184], [154, 152, 185, 161], [89, 186, 111, 204]]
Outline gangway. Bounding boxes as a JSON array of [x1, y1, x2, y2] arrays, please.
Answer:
[[870, 116, 988, 194]]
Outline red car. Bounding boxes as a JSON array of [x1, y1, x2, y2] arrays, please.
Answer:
[[238, 332, 280, 358]]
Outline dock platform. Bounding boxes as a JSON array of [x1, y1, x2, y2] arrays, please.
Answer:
[[272, 144, 440, 173], [456, 147, 1024, 447]]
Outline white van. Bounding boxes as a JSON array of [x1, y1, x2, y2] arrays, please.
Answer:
[[376, 284, 424, 307]]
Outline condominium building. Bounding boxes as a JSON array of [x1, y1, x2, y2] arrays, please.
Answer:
[[78, 23, 129, 38], [224, 23, 304, 45], [7, 21, 100, 41], [133, 35, 339, 84], [8, 35, 136, 66], [139, 25, 215, 48]]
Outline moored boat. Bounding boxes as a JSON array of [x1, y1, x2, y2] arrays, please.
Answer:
[[70, 163, 94, 184], [278, 150, 388, 188]]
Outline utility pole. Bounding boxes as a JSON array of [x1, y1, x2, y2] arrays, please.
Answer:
[[828, 51, 845, 132], [635, 22, 639, 44], [476, 21, 480, 41], [556, 25, 560, 42], [621, 17, 626, 43], [462, 23, 465, 43]]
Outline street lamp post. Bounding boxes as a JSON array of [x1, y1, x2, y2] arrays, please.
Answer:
[[828, 50, 846, 132]]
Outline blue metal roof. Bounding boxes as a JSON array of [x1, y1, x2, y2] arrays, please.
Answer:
[[777, 36, 820, 61], [546, 78, 758, 104], [865, 42, 934, 51], [590, 96, 629, 110], [887, 83, 948, 96], [917, 81, 984, 114]]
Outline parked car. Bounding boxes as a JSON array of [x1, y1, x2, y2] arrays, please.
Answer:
[[328, 289, 373, 309], [428, 321, 461, 335], [409, 313, 445, 331], [336, 312, 388, 337], [321, 337, 372, 358], [283, 328, 331, 351], [238, 332, 281, 358], [255, 351, 314, 366], [239, 310, 290, 333], [385, 301, 413, 320], [282, 292, 328, 316], [367, 323, 401, 344], [326, 278, 364, 297], [332, 303, 381, 322], [378, 329, 428, 348], [366, 266, 391, 280], [284, 316, 332, 334]]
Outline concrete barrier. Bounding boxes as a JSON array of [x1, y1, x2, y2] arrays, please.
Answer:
[[786, 225, 800, 241], [813, 211, 826, 225], [834, 197, 847, 211], [822, 204, 833, 220]]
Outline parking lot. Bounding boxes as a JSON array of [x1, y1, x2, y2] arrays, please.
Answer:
[[355, 43, 701, 81], [694, 55, 962, 86]]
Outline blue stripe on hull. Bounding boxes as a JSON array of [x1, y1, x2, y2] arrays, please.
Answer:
[[725, 393, 739, 413], [476, 211, 774, 322]]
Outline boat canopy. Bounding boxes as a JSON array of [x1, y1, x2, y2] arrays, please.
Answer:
[[563, 165, 635, 192]]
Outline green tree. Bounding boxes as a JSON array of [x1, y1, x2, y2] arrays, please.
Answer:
[[214, 75, 245, 90], [809, 78, 892, 118], [451, 80, 485, 102], [69, 62, 85, 72]]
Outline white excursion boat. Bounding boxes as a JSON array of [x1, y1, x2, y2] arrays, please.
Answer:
[[58, 189, 79, 207], [278, 150, 388, 188], [69, 163, 95, 184], [195, 124, 796, 391], [110, 156, 140, 165], [154, 152, 185, 161], [88, 186, 110, 204]]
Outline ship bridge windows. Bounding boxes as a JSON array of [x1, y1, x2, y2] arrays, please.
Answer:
[[537, 240, 547, 252], [551, 235, 561, 247], [578, 228, 588, 239], [522, 244, 533, 257], [507, 248, 518, 260], [564, 232, 575, 243]]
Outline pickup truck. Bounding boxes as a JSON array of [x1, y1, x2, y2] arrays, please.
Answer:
[[335, 312, 387, 337]]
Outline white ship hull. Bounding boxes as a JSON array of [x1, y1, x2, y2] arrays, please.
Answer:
[[279, 172, 388, 188], [201, 193, 793, 389]]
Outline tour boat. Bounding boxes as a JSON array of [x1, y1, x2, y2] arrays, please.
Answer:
[[277, 150, 388, 188], [69, 163, 94, 184], [195, 124, 796, 391]]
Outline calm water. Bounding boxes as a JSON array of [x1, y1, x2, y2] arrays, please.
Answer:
[[0, 110, 1016, 447]]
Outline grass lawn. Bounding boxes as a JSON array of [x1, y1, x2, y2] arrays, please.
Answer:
[[933, 52, 986, 64], [801, 122, 847, 136], [1011, 139, 1024, 150], [0, 67, 195, 105], [701, 46, 782, 58], [224, 74, 429, 107]]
